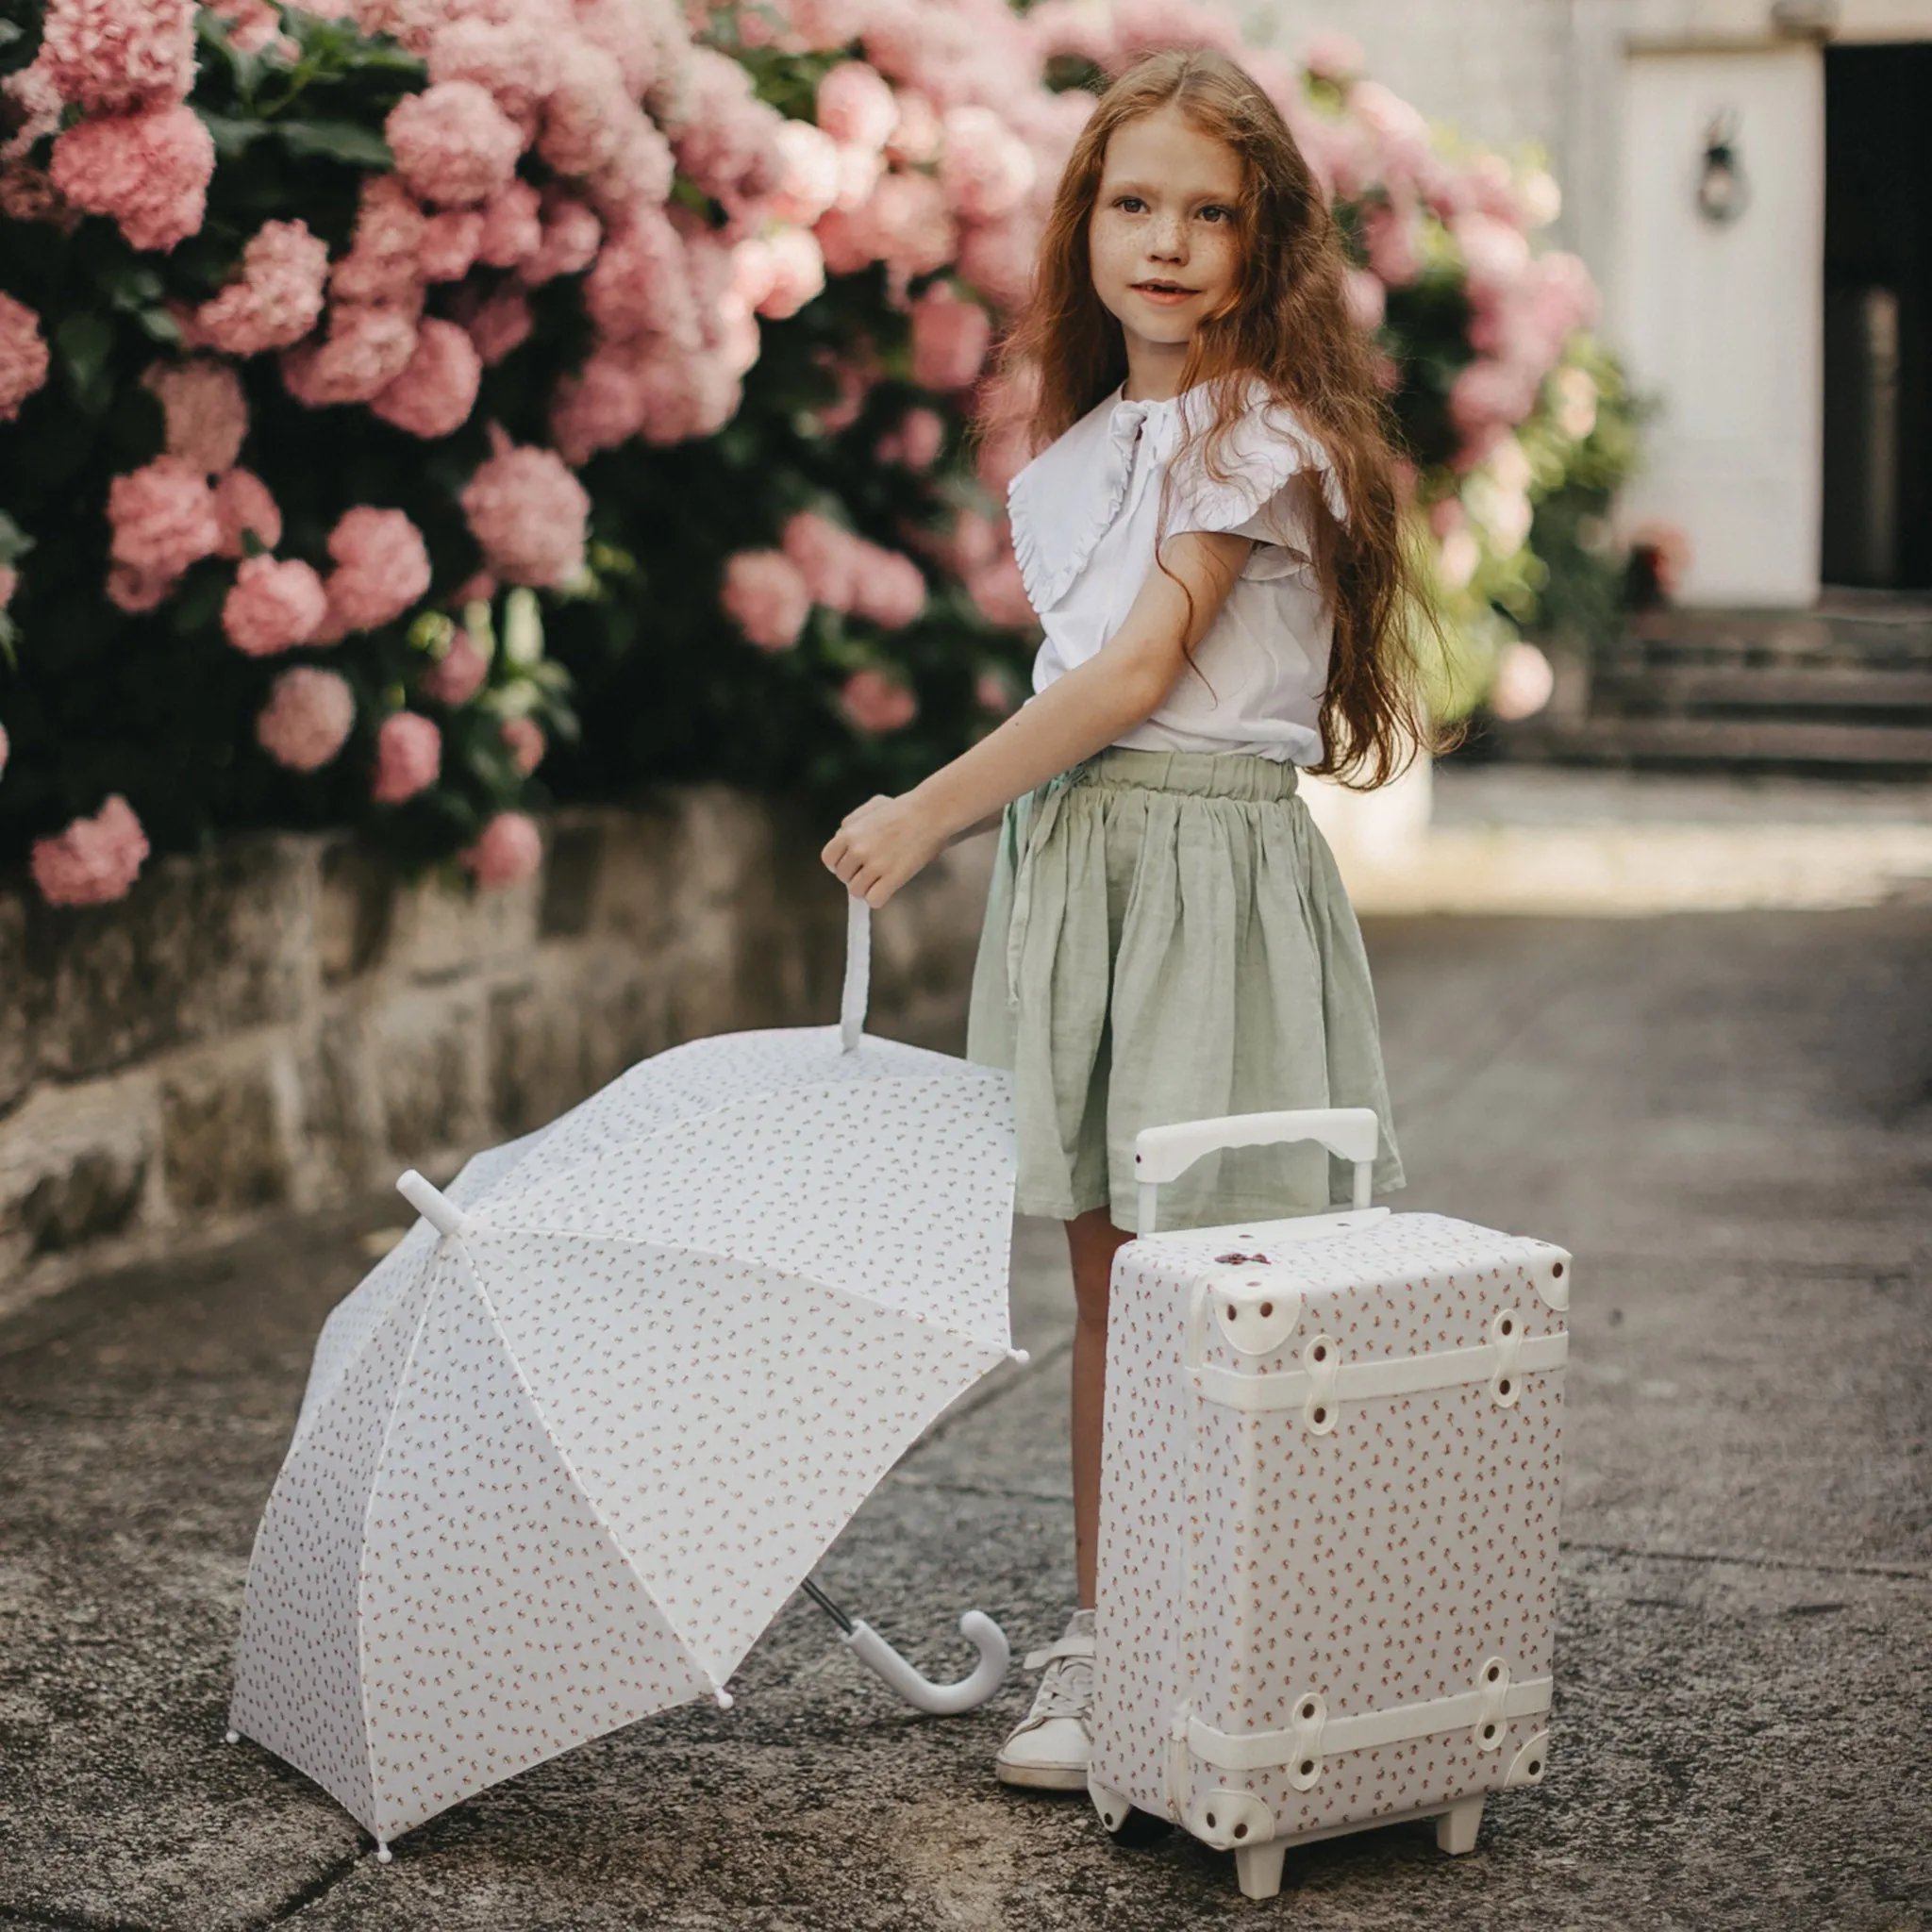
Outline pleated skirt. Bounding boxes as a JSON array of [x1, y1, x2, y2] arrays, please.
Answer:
[[965, 747, 1405, 1233]]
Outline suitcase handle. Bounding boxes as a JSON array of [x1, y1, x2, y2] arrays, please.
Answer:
[[1133, 1108, 1381, 1234]]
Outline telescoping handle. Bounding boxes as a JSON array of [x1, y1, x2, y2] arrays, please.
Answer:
[[1133, 1107, 1381, 1235]]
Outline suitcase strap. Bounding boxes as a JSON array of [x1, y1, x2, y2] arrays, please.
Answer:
[[1184, 1284, 1567, 1424], [1179, 1661, 1554, 1793]]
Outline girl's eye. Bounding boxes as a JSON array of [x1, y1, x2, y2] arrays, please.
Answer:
[[1115, 195, 1146, 213], [1200, 205, 1235, 224]]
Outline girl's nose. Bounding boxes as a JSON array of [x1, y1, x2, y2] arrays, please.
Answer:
[[1149, 217, 1187, 259]]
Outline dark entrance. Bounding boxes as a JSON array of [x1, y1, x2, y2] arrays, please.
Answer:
[[1822, 44, 1932, 590]]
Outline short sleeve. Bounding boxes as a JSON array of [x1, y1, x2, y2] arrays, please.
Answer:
[[1161, 395, 1347, 582]]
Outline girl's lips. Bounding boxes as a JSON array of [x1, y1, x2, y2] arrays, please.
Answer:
[[1132, 282, 1196, 307]]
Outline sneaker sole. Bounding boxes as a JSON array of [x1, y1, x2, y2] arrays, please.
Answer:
[[994, 1757, 1091, 1792]]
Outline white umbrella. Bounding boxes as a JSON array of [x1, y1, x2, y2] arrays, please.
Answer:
[[227, 897, 1022, 1857]]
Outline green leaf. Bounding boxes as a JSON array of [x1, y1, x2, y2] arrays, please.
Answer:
[[276, 120, 393, 166], [55, 313, 115, 415], [196, 110, 268, 158], [135, 307, 183, 347]]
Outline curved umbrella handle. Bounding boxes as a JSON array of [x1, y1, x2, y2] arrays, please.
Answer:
[[842, 1611, 1010, 1715]]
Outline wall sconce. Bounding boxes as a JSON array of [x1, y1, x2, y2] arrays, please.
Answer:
[[1695, 111, 1749, 225]]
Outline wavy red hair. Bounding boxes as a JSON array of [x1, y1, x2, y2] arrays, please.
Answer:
[[997, 48, 1440, 786]]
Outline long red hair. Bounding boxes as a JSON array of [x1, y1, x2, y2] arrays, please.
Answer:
[[997, 48, 1439, 786]]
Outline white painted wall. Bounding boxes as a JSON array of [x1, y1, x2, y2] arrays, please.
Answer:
[[1614, 46, 1824, 603]]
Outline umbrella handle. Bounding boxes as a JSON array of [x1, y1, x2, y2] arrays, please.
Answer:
[[842, 1611, 1010, 1715], [840, 892, 870, 1054]]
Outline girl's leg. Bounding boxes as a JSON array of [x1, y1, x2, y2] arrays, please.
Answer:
[[1067, 1206, 1135, 1610]]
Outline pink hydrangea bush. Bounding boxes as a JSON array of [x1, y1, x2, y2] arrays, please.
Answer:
[[0, 294, 50, 422], [372, 710, 442, 801], [222, 556, 328, 656], [722, 549, 812, 651], [322, 507, 433, 637], [461, 808, 542, 888], [460, 428, 590, 588]]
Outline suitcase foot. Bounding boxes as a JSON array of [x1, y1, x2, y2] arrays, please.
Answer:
[[1088, 1780, 1133, 1834], [1235, 1841, 1288, 1900], [1435, 1796, 1485, 1856]]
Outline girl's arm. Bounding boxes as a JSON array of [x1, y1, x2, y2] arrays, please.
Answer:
[[824, 529, 1253, 905]]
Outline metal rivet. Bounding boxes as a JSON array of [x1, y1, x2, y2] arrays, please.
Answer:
[[1312, 1406, 1326, 1424], [1499, 1378, 1512, 1396], [1205, 1811, 1216, 1828], [1226, 1305, 1238, 1322], [1260, 1302, 1274, 1319], [1299, 1759, 1315, 1776], [1233, 1823, 1248, 1840], [1528, 1759, 1542, 1776], [1552, 1261, 1564, 1277]]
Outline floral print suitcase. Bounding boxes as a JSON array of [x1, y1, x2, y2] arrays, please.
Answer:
[[1088, 1108, 1570, 1900]]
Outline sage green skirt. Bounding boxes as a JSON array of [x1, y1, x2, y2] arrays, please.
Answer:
[[965, 747, 1404, 1233]]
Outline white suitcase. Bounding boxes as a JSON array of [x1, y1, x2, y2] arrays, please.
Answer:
[[1089, 1108, 1570, 1900]]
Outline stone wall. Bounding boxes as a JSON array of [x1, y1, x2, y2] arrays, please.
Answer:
[[0, 791, 994, 1317]]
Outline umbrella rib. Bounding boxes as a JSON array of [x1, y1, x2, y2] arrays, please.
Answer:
[[351, 1252, 445, 1840], [464, 1220, 1017, 1365], [449, 1245, 719, 1701]]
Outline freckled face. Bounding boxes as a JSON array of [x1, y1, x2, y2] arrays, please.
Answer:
[[1088, 105, 1246, 360]]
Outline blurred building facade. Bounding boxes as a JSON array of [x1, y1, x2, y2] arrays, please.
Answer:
[[1256, 0, 1932, 608]]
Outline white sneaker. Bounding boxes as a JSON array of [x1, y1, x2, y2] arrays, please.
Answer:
[[994, 1608, 1094, 1790]]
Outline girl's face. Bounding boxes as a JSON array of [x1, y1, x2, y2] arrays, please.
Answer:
[[1088, 105, 1245, 373]]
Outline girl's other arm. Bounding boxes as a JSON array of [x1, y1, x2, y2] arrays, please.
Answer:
[[824, 529, 1252, 905]]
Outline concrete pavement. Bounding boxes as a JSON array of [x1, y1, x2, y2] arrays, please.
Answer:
[[1, 906, 1927, 1930]]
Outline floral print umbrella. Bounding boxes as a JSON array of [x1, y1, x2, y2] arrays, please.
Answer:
[[227, 896, 1019, 1856]]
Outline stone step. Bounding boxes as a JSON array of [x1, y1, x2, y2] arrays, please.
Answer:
[[1589, 664, 1932, 717], [1614, 602, 1932, 672]]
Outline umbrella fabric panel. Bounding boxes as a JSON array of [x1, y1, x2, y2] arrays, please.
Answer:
[[230, 1260, 441, 1835], [483, 1074, 1017, 1346], [295, 1124, 557, 1444], [359, 1244, 713, 1843], [455, 1031, 963, 1202], [471, 1229, 1007, 1683]]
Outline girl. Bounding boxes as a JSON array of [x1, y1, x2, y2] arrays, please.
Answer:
[[822, 46, 1430, 1791]]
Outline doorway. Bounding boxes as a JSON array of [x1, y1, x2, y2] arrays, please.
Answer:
[[1822, 44, 1932, 590]]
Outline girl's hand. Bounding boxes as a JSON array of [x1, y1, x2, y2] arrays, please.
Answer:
[[822, 792, 947, 908]]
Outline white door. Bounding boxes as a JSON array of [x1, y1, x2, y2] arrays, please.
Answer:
[[1616, 48, 1824, 607]]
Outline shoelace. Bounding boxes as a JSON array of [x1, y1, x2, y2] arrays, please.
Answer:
[[1027, 1650, 1094, 1721]]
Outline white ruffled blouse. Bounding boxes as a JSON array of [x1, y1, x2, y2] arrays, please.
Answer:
[[1007, 380, 1347, 765]]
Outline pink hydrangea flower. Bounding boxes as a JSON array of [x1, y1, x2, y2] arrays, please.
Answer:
[[478, 177, 543, 268], [281, 305, 420, 408], [386, 81, 524, 208], [548, 350, 648, 464], [575, 0, 668, 101], [721, 549, 811, 651], [324, 506, 432, 635], [540, 39, 633, 178], [909, 283, 991, 391], [460, 286, 535, 366], [1362, 201, 1422, 288], [769, 119, 841, 226], [330, 174, 428, 308], [587, 113, 675, 219], [739, 226, 825, 321], [39, 0, 195, 114], [108, 455, 220, 579], [370, 318, 483, 439], [372, 710, 442, 802], [460, 428, 590, 587], [0, 565, 14, 611], [974, 670, 1016, 715], [884, 407, 945, 471], [257, 665, 355, 772], [843, 168, 957, 279], [185, 220, 330, 356], [142, 358, 248, 475], [520, 193, 602, 285], [585, 211, 696, 345], [420, 208, 484, 283], [49, 103, 214, 253], [781, 509, 863, 610], [422, 628, 489, 706], [1489, 640, 1555, 721], [939, 105, 1035, 221], [886, 89, 944, 166], [0, 715, 8, 779], [0, 291, 50, 422], [817, 60, 898, 151], [461, 809, 542, 889], [222, 555, 328, 656], [966, 551, 1034, 628], [1302, 29, 1366, 83], [427, 17, 559, 135], [106, 563, 174, 612], [675, 48, 784, 206], [957, 215, 1039, 311], [209, 0, 283, 56], [499, 715, 546, 774], [839, 667, 916, 733], [849, 546, 925, 629], [211, 468, 282, 558], [30, 794, 150, 907], [1343, 268, 1387, 334]]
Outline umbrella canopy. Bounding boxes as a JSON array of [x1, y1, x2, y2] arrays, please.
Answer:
[[228, 897, 1018, 1851]]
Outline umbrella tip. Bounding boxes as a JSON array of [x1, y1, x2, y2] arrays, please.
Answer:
[[375, 1843, 392, 1865], [223, 1730, 238, 1745], [713, 1685, 735, 1710], [395, 1170, 473, 1241], [1008, 1347, 1031, 1367]]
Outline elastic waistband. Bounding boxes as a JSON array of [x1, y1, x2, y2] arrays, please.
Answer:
[[1059, 747, 1303, 805]]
